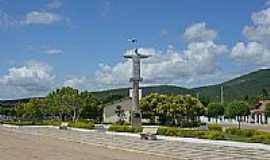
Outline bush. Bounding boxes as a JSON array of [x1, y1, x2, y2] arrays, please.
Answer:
[[178, 121, 204, 128], [158, 127, 224, 140], [207, 131, 225, 140], [68, 121, 95, 129], [250, 134, 270, 144], [225, 128, 256, 137], [208, 124, 222, 131], [108, 124, 143, 133]]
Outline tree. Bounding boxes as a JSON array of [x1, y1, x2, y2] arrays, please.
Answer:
[[15, 99, 47, 120], [207, 103, 224, 123], [262, 88, 269, 99], [140, 93, 167, 123], [226, 101, 250, 129], [141, 93, 205, 126], [199, 96, 210, 108], [47, 88, 71, 121], [80, 91, 102, 121], [47, 87, 101, 122]]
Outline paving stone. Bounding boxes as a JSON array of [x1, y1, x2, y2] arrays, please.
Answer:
[[2, 126, 270, 160]]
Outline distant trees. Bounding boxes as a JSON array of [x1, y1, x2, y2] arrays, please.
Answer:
[[207, 103, 224, 123], [140, 93, 205, 127], [15, 87, 102, 122], [225, 101, 250, 129], [15, 99, 47, 120], [0, 105, 16, 117]]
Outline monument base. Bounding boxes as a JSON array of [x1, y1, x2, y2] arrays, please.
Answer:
[[131, 111, 142, 128]]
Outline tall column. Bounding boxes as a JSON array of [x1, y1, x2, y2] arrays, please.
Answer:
[[124, 46, 151, 128]]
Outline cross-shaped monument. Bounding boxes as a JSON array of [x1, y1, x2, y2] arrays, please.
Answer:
[[124, 39, 151, 128]]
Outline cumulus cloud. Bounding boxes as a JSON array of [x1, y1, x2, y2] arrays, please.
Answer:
[[56, 23, 223, 90], [183, 22, 217, 42], [231, 7, 270, 66], [0, 61, 55, 99], [231, 42, 270, 65], [24, 11, 61, 25], [63, 77, 88, 89], [243, 8, 270, 46], [94, 22, 228, 89], [61, 22, 228, 91]]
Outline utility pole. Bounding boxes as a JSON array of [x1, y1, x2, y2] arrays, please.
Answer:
[[124, 39, 151, 128], [221, 85, 224, 105]]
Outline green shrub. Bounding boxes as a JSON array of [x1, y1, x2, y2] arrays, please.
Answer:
[[250, 134, 270, 144], [158, 127, 224, 140], [225, 128, 256, 137], [207, 131, 225, 140], [108, 124, 142, 133], [68, 121, 95, 129], [208, 124, 222, 131]]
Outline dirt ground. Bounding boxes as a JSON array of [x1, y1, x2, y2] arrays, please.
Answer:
[[0, 128, 169, 160]]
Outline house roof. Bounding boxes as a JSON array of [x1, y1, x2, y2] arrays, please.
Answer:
[[251, 100, 270, 113]]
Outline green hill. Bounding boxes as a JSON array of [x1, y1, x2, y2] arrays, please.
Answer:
[[94, 69, 270, 103], [194, 69, 270, 102], [93, 85, 195, 103]]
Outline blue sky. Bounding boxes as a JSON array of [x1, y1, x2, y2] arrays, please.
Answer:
[[0, 0, 270, 99]]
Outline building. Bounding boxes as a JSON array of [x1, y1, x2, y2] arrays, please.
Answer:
[[249, 100, 270, 124], [103, 98, 132, 123]]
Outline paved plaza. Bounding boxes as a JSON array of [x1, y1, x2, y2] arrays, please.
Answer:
[[1, 126, 270, 160]]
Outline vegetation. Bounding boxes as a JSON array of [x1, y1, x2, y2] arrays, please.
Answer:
[[108, 124, 142, 133], [0, 106, 16, 116], [157, 127, 225, 140], [68, 120, 95, 129], [140, 93, 205, 127], [13, 87, 102, 123], [225, 128, 270, 144], [225, 101, 250, 129], [207, 103, 224, 123], [208, 124, 223, 131]]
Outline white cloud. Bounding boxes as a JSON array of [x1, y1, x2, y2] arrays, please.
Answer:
[[61, 31, 228, 91], [231, 7, 270, 66], [95, 41, 227, 88], [231, 42, 270, 65], [24, 11, 61, 25], [47, 0, 62, 9], [183, 22, 217, 42], [242, 7, 270, 46], [63, 77, 87, 89], [0, 61, 55, 99]]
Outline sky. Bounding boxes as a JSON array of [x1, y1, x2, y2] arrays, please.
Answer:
[[0, 0, 270, 99]]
